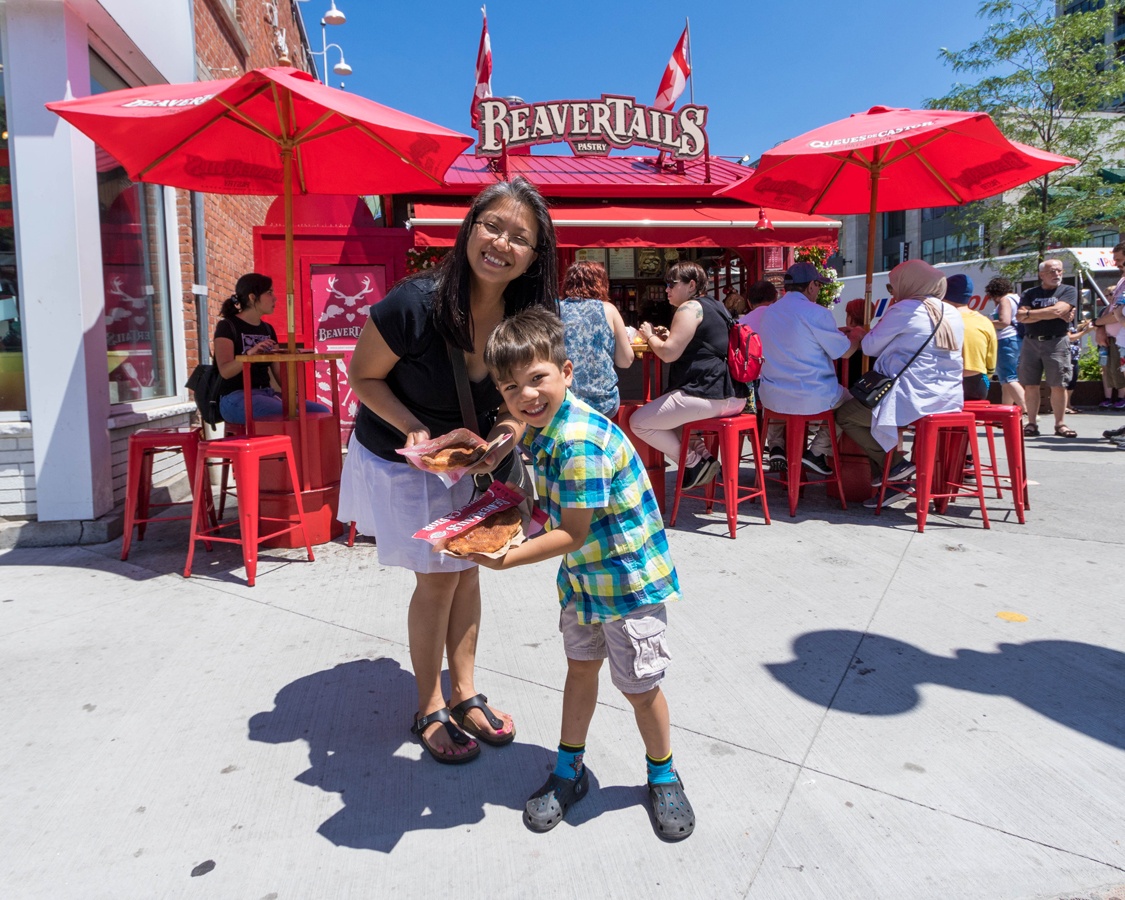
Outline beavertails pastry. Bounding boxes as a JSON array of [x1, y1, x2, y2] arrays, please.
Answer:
[[445, 507, 522, 555], [421, 442, 485, 471]]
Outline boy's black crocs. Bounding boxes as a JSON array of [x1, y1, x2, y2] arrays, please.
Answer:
[[647, 775, 695, 841], [523, 767, 589, 832]]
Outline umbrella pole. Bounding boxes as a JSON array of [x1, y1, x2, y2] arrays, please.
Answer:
[[283, 145, 298, 418], [861, 157, 882, 374]]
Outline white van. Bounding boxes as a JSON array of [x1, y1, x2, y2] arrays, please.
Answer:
[[834, 248, 1120, 325]]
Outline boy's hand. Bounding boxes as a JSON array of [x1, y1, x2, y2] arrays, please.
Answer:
[[467, 551, 509, 570]]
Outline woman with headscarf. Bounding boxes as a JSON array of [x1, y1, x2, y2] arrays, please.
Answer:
[[836, 259, 964, 495]]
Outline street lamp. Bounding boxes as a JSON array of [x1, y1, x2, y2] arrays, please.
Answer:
[[295, 1, 353, 83]]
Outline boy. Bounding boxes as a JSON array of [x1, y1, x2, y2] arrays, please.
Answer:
[[472, 307, 694, 841]]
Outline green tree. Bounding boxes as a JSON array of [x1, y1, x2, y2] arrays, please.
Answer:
[[928, 0, 1125, 272]]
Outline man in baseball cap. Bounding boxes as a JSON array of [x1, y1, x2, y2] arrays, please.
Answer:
[[755, 262, 863, 476], [946, 273, 996, 401]]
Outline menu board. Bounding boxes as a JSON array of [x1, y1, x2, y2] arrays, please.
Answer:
[[575, 248, 607, 265], [607, 248, 635, 279]]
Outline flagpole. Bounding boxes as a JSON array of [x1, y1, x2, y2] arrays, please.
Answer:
[[685, 17, 693, 105]]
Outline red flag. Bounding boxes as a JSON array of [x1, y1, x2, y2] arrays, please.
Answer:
[[471, 7, 492, 129], [653, 26, 691, 112]]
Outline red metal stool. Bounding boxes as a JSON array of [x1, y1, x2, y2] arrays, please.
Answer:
[[184, 434, 314, 587], [963, 401, 1028, 523], [121, 428, 216, 561], [872, 411, 990, 532], [669, 413, 770, 537], [760, 408, 848, 517], [614, 402, 668, 512]]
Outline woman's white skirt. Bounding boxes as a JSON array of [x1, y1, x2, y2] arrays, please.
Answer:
[[338, 433, 477, 573]]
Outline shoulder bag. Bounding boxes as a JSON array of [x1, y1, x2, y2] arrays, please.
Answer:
[[186, 343, 223, 426], [850, 304, 944, 409]]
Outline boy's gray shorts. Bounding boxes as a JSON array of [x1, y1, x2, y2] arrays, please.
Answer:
[[559, 602, 670, 694]]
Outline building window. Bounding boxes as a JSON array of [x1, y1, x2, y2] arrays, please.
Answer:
[[0, 41, 26, 413], [90, 52, 176, 405]]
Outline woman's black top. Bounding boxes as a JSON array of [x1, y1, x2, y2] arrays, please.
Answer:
[[213, 316, 277, 396], [353, 277, 502, 462], [667, 296, 748, 399]]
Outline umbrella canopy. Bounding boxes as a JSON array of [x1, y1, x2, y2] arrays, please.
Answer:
[[719, 106, 1077, 316], [47, 66, 473, 346]]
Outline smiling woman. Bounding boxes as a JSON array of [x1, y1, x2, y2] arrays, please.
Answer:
[[339, 176, 558, 765]]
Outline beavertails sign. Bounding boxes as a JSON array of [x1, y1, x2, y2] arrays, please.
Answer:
[[474, 95, 708, 159]]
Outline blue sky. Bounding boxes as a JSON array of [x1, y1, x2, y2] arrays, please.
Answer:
[[308, 0, 991, 160]]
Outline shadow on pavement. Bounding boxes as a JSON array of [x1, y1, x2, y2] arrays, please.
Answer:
[[766, 630, 1125, 750], [248, 658, 636, 851]]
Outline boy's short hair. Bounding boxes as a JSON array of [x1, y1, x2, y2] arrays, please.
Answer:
[[484, 306, 568, 382]]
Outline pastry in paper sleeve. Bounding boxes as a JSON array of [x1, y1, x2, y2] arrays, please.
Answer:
[[413, 482, 546, 559], [396, 428, 511, 487]]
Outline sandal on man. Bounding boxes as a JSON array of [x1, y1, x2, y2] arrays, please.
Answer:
[[449, 693, 515, 746], [1054, 424, 1078, 438], [1023, 423, 1040, 437], [524, 767, 589, 832], [648, 775, 695, 841], [410, 708, 480, 765]]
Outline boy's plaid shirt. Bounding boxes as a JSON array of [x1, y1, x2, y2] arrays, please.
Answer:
[[522, 392, 681, 624]]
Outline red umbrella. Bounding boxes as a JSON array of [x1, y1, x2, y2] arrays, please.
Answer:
[[719, 106, 1078, 319], [47, 66, 473, 348]]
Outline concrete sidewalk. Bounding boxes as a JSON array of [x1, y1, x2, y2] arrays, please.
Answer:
[[2, 411, 1123, 899]]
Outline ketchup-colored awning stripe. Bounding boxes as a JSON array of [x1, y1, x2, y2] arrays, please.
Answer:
[[409, 202, 840, 249]]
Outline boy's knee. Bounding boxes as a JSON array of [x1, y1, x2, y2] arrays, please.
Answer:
[[567, 658, 603, 678], [622, 685, 661, 709]]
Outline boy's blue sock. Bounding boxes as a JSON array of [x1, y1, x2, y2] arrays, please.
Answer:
[[646, 751, 678, 784], [553, 742, 585, 780]]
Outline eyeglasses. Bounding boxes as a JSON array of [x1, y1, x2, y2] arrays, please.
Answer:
[[474, 219, 536, 251], [665, 280, 683, 288]]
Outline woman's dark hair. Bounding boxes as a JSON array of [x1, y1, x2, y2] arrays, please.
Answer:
[[219, 272, 272, 319], [425, 176, 558, 352], [985, 276, 1014, 297], [562, 260, 609, 302], [666, 261, 708, 296], [746, 279, 778, 307]]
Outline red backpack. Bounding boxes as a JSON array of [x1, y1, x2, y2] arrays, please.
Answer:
[[727, 319, 763, 383]]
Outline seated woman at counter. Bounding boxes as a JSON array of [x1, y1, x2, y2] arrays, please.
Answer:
[[631, 261, 748, 490], [559, 260, 634, 418], [214, 272, 330, 424]]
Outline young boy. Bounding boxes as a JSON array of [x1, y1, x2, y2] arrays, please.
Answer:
[[472, 306, 694, 841]]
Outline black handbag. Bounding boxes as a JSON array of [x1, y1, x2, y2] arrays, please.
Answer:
[[186, 355, 223, 426], [445, 342, 535, 497], [850, 305, 944, 409]]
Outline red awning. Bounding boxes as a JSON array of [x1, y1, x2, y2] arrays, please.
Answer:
[[409, 202, 840, 249]]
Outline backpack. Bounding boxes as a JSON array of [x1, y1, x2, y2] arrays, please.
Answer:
[[186, 359, 223, 426], [727, 316, 763, 383]]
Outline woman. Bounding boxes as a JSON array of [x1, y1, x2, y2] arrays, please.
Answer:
[[986, 275, 1027, 415], [630, 261, 748, 490], [214, 272, 329, 424], [558, 260, 634, 418], [340, 177, 557, 764], [836, 259, 964, 498]]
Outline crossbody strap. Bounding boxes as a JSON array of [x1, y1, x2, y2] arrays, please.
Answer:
[[887, 303, 944, 384], [446, 340, 480, 435]]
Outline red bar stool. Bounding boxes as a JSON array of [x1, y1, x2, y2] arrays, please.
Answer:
[[121, 428, 216, 561], [963, 401, 1028, 523], [669, 413, 770, 537], [215, 421, 246, 519], [614, 402, 667, 512], [872, 411, 990, 532], [760, 409, 848, 517], [184, 434, 315, 587]]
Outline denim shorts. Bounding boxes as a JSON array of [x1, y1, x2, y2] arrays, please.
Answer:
[[996, 335, 1021, 384]]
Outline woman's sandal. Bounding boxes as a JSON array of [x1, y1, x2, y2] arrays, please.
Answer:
[[410, 708, 480, 765], [449, 693, 516, 746], [524, 767, 589, 832], [648, 775, 696, 841], [1023, 423, 1040, 437], [1054, 424, 1078, 438]]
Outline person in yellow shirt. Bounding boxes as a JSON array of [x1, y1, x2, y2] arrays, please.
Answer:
[[946, 274, 997, 401]]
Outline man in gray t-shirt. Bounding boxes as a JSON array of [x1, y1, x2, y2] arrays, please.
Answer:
[[1016, 259, 1077, 438]]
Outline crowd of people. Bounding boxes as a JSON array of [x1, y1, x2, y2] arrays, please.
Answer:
[[209, 177, 1125, 846]]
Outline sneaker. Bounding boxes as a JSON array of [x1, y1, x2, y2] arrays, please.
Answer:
[[864, 488, 912, 509], [524, 767, 590, 832], [681, 455, 717, 489], [802, 451, 833, 475], [697, 456, 721, 487], [872, 458, 915, 487], [1102, 425, 1125, 440], [767, 446, 787, 474], [1099, 399, 1115, 409], [1115, 399, 1125, 410]]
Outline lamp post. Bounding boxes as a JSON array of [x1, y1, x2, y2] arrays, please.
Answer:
[[295, 0, 353, 82]]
